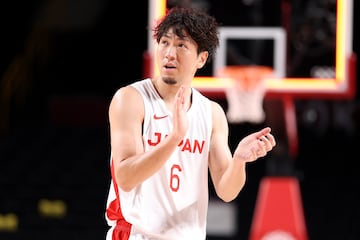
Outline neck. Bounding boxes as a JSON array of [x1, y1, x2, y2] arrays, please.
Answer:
[[152, 78, 193, 109]]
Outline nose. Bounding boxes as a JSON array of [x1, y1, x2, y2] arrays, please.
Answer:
[[165, 45, 176, 59]]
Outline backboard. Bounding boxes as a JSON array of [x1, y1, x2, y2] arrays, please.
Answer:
[[146, 0, 356, 100]]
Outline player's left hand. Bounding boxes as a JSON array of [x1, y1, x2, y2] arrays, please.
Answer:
[[233, 127, 276, 163]]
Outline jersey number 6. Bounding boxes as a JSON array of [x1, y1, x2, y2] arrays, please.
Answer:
[[170, 164, 182, 192]]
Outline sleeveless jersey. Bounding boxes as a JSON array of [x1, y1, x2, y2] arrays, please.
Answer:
[[105, 78, 212, 240]]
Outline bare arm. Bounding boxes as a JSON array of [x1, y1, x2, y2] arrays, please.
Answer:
[[208, 101, 276, 202], [109, 86, 189, 192]]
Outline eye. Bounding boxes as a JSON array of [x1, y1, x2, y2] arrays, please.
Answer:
[[160, 39, 168, 46], [178, 43, 188, 49]]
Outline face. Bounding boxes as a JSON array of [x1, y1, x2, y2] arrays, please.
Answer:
[[156, 28, 208, 85]]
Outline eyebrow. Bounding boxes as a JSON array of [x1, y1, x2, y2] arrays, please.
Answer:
[[163, 33, 191, 42]]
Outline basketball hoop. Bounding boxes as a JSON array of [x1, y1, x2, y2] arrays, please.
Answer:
[[217, 66, 273, 124]]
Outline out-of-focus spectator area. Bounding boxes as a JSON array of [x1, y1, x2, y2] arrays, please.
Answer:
[[1, 0, 359, 239]]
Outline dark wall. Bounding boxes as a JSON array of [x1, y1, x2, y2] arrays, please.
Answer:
[[0, 1, 359, 240]]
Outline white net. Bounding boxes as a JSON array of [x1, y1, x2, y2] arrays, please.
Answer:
[[218, 66, 273, 124]]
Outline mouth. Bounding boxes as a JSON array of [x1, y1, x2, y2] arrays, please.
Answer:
[[162, 64, 177, 75], [164, 64, 176, 69]]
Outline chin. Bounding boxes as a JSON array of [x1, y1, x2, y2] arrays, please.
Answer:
[[162, 77, 177, 85]]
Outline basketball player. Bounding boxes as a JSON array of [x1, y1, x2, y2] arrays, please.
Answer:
[[104, 6, 276, 240]]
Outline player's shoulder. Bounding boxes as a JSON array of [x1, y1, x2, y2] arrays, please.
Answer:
[[210, 100, 225, 113], [110, 83, 144, 108], [113, 78, 150, 99], [210, 100, 227, 126], [113, 85, 136, 100]]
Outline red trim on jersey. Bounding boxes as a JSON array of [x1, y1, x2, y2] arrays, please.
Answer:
[[106, 158, 132, 240]]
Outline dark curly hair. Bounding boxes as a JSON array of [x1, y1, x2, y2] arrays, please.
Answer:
[[153, 6, 219, 63]]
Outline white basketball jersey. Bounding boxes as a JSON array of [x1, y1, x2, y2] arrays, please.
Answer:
[[105, 78, 212, 240]]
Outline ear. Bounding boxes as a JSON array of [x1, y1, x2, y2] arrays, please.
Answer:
[[196, 51, 209, 69]]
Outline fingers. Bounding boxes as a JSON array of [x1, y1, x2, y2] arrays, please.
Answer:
[[175, 86, 185, 106], [172, 86, 189, 139], [256, 131, 276, 156], [266, 134, 276, 147], [258, 134, 276, 149], [256, 127, 271, 138], [236, 127, 276, 162], [175, 86, 190, 111], [253, 144, 266, 157], [257, 127, 276, 147]]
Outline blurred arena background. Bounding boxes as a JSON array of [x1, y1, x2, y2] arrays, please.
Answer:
[[0, 0, 359, 239]]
